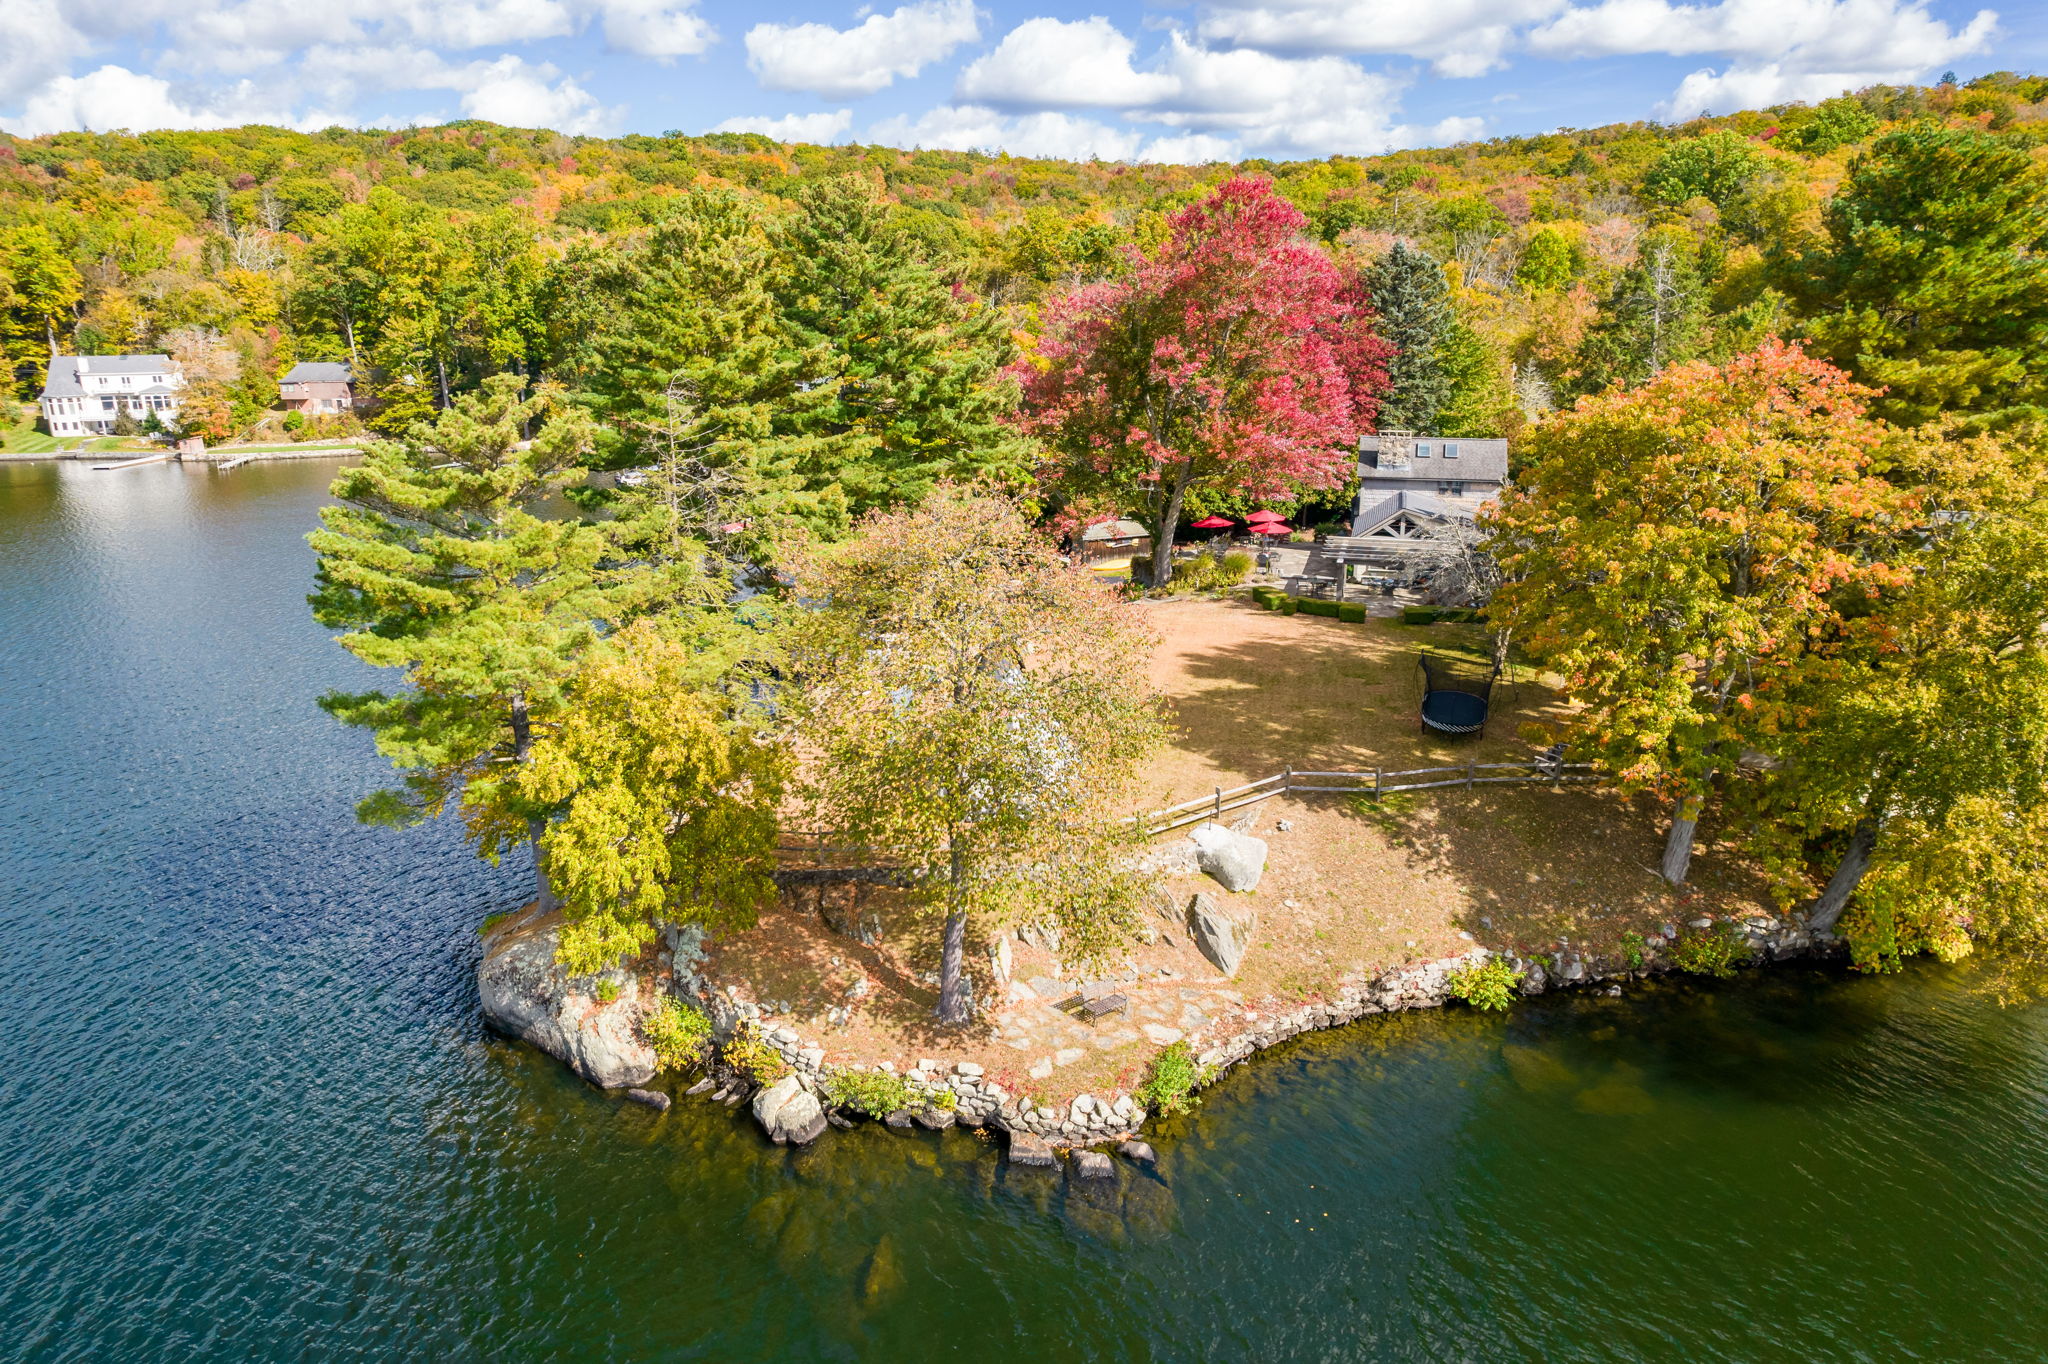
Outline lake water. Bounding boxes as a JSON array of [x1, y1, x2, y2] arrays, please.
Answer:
[[3, 456, 2045, 1362]]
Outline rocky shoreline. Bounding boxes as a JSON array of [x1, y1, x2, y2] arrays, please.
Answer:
[[479, 895, 1842, 1172]]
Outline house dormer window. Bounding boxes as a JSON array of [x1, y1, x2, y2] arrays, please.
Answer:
[[1443, 443, 1459, 459], [1416, 443, 1432, 458]]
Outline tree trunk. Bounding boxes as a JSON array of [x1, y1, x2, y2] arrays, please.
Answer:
[[435, 355, 452, 411], [935, 842, 972, 1023], [1660, 793, 1703, 885], [509, 694, 559, 914], [1150, 460, 1195, 589], [1808, 817, 1879, 934]]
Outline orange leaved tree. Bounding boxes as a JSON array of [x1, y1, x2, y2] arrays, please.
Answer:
[[1483, 342, 1924, 884]]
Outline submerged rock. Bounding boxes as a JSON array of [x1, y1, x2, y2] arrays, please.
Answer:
[[624, 1088, 671, 1112], [1071, 1150, 1115, 1180], [1007, 1131, 1058, 1167], [752, 1074, 828, 1146], [477, 911, 656, 1090], [1120, 1139, 1158, 1166]]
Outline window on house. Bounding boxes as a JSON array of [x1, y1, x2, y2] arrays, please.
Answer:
[[1443, 443, 1459, 459], [121, 376, 132, 385], [101, 397, 115, 411], [1416, 443, 1432, 458]]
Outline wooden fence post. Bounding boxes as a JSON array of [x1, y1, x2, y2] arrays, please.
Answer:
[[1373, 768, 1381, 801], [1284, 765, 1293, 796], [1214, 786, 1223, 820]]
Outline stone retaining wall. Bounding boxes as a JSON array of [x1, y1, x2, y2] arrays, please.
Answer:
[[678, 911, 1842, 1154]]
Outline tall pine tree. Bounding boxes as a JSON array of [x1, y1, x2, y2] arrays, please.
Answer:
[[590, 188, 869, 542], [1364, 241, 1453, 431], [1563, 227, 1708, 399], [309, 376, 650, 911], [774, 175, 1034, 514], [1787, 122, 2048, 428]]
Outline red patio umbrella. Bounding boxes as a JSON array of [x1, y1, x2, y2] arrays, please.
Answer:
[[1249, 520, 1292, 536], [1189, 515, 1236, 529], [1246, 510, 1286, 524]]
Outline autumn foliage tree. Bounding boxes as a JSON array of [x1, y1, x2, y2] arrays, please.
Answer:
[[1017, 177, 1389, 587], [1484, 343, 1922, 884], [791, 487, 1167, 1024]]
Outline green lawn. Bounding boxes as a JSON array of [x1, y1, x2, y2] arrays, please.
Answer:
[[1, 426, 58, 454]]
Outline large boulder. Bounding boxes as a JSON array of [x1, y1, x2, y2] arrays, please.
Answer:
[[752, 1074, 828, 1145], [1188, 821, 1267, 892], [478, 912, 657, 1089], [1186, 892, 1257, 977]]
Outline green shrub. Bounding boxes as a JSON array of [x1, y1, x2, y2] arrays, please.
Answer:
[[1135, 1040, 1215, 1118], [643, 998, 713, 1072], [1669, 922, 1745, 978], [1337, 601, 1367, 623], [1402, 605, 1440, 625], [1298, 598, 1340, 618], [1220, 550, 1254, 582], [1251, 587, 1280, 609], [1280, 597, 1299, 616], [822, 1068, 915, 1117], [1620, 931, 1647, 971], [932, 1088, 958, 1111], [594, 979, 621, 1004], [1447, 957, 1524, 1010], [722, 1023, 792, 1084], [1128, 555, 1152, 583]]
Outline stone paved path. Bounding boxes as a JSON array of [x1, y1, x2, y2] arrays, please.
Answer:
[[987, 975, 1247, 1080]]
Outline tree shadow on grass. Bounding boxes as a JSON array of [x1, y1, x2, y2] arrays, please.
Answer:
[[1143, 601, 1580, 798]]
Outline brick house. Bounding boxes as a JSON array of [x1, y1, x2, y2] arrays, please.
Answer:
[[279, 362, 354, 413]]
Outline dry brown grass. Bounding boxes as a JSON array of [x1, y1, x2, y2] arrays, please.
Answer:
[[703, 596, 1780, 1093]]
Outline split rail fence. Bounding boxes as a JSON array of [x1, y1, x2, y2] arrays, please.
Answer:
[[1133, 761, 1602, 838], [776, 760, 1605, 876]]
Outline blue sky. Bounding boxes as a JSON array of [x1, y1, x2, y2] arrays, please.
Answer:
[[0, 0, 2036, 162]]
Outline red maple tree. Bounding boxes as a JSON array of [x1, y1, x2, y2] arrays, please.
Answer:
[[1015, 177, 1391, 587]]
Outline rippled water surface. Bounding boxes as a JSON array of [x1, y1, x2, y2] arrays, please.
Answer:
[[4, 457, 2047, 1362]]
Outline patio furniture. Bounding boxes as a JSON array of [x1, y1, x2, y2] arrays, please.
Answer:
[[1058, 983, 1131, 1025]]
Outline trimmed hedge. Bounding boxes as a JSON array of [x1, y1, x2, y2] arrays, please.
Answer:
[[1298, 598, 1340, 618], [1403, 605, 1488, 625], [1338, 601, 1367, 623], [1279, 597, 1299, 615], [1251, 586, 1284, 609]]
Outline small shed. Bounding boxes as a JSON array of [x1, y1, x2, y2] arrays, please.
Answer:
[[279, 362, 354, 413], [1077, 518, 1152, 563]]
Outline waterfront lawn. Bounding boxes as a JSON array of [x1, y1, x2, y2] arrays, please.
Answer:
[[699, 596, 1784, 1101]]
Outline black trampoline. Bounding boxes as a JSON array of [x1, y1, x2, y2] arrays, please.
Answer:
[[1418, 651, 1499, 738]]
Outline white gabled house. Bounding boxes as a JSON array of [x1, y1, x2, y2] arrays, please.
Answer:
[[39, 355, 184, 437]]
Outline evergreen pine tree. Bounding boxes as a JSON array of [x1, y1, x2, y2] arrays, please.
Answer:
[[591, 188, 869, 542], [774, 175, 1034, 514], [1364, 241, 1454, 431], [1787, 122, 2048, 428], [1563, 228, 1707, 398], [309, 376, 651, 911]]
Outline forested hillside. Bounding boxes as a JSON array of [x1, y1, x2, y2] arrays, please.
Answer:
[[2, 71, 2044, 452]]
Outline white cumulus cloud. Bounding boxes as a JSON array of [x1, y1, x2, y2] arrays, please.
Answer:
[[956, 17, 1176, 106], [950, 21, 1481, 158], [1193, 0, 1567, 77], [746, 0, 982, 99], [1523, 0, 1999, 117], [0, 64, 335, 136], [593, 0, 716, 57], [869, 105, 1148, 159], [711, 108, 855, 141]]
